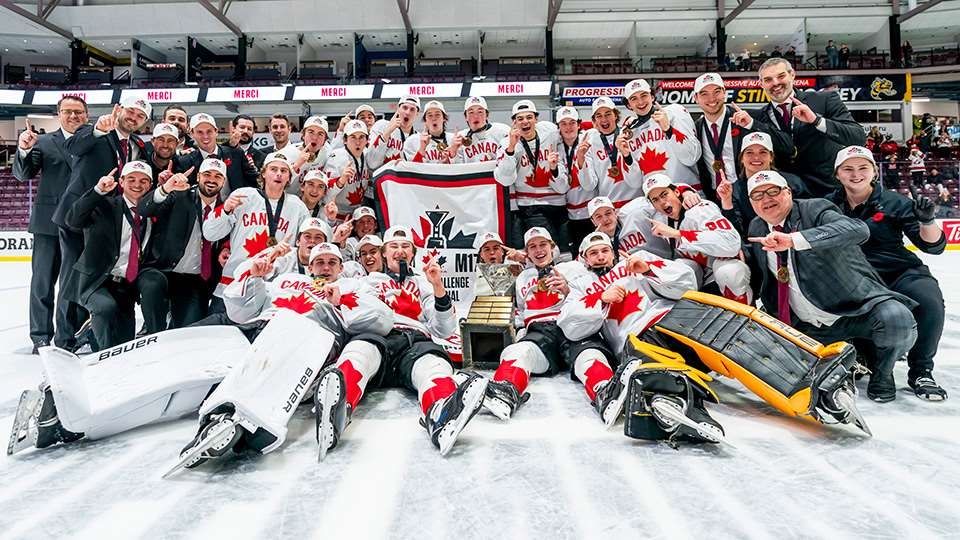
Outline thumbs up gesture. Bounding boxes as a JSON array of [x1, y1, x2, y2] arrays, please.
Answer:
[[18, 118, 38, 151]]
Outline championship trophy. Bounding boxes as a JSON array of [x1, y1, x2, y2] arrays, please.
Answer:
[[461, 263, 519, 369]]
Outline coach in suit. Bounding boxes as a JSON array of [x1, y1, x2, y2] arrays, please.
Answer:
[[230, 114, 267, 170], [742, 58, 866, 197], [144, 122, 181, 181], [12, 97, 87, 352], [138, 158, 225, 332], [744, 170, 917, 402], [174, 113, 259, 198], [66, 161, 154, 351]]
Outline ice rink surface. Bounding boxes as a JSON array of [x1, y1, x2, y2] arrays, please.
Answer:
[[0, 254, 958, 540]]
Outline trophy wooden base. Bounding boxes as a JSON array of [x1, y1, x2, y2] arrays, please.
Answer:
[[461, 295, 515, 369]]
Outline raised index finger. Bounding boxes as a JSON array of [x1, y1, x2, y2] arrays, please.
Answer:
[[790, 96, 803, 106], [731, 103, 743, 112], [184, 166, 195, 176], [746, 236, 767, 243]]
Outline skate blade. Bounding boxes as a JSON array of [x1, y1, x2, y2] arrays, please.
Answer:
[[439, 378, 488, 457], [482, 395, 513, 422], [161, 418, 238, 479], [833, 389, 873, 437], [7, 390, 43, 456], [317, 374, 342, 463], [650, 398, 735, 450]]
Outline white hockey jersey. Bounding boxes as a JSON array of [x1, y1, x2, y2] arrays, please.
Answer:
[[203, 188, 309, 296], [288, 142, 331, 195], [614, 197, 663, 257], [494, 122, 569, 208], [558, 252, 697, 353], [402, 132, 455, 164], [513, 261, 588, 329], [559, 130, 597, 220], [645, 200, 742, 274], [452, 122, 511, 164], [322, 148, 372, 221], [367, 120, 415, 170], [365, 271, 457, 338], [582, 128, 645, 209], [622, 105, 702, 190]]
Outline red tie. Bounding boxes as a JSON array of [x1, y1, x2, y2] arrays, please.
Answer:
[[200, 206, 212, 280], [119, 138, 129, 164], [125, 208, 141, 282], [773, 225, 791, 324], [711, 122, 722, 186], [779, 104, 791, 128]]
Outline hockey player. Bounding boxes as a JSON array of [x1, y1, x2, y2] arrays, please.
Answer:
[[450, 96, 510, 164], [334, 104, 378, 151], [169, 241, 394, 474], [403, 100, 455, 164], [558, 231, 699, 425], [353, 234, 384, 275], [368, 95, 420, 169], [335, 206, 379, 261], [494, 100, 569, 247], [483, 227, 619, 421], [471, 231, 522, 297], [203, 151, 309, 311], [620, 79, 701, 189], [300, 169, 329, 219], [289, 115, 331, 191], [324, 120, 371, 222], [312, 226, 488, 458], [642, 173, 753, 304], [556, 106, 596, 253], [582, 96, 645, 209]]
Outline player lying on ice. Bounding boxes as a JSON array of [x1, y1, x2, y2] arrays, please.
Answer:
[[312, 225, 489, 460]]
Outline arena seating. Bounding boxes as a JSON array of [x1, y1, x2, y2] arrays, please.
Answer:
[[0, 169, 34, 230]]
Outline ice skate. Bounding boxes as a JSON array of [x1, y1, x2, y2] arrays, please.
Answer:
[[7, 387, 83, 455], [422, 373, 487, 456], [592, 359, 640, 427], [649, 394, 729, 447], [482, 379, 529, 421], [163, 412, 243, 479], [315, 367, 351, 462]]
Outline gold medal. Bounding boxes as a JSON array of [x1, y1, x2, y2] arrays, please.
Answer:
[[462, 136, 473, 146], [712, 160, 724, 172], [537, 277, 549, 292], [435, 141, 448, 152], [608, 166, 621, 178], [776, 265, 790, 284], [621, 128, 633, 139], [266, 237, 278, 247], [313, 277, 326, 290]]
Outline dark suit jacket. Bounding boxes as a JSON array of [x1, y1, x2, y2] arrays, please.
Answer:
[[749, 91, 866, 197], [745, 198, 914, 323], [174, 144, 259, 197], [242, 145, 267, 170], [55, 124, 145, 229], [65, 188, 150, 304], [12, 130, 74, 236], [138, 186, 222, 283]]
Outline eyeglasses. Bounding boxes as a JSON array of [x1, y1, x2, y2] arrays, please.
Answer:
[[59, 109, 87, 116], [749, 186, 786, 201]]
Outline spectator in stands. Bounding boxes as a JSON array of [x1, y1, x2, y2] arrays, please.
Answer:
[[936, 185, 956, 215], [826, 40, 839, 68], [867, 126, 882, 146], [879, 134, 899, 156], [174, 113, 259, 198], [882, 153, 900, 189], [920, 113, 937, 152], [936, 130, 954, 158], [771, 45, 783, 59], [928, 167, 945, 186], [743, 169, 917, 403], [839, 43, 850, 68], [230, 114, 265, 169], [13, 96, 89, 353], [827, 146, 948, 401], [908, 145, 926, 187], [161, 105, 192, 152], [744, 57, 866, 197], [786, 45, 797, 58]]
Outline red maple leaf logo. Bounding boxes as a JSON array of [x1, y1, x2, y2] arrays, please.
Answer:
[[339, 292, 359, 310], [422, 248, 441, 265], [243, 229, 270, 256], [346, 187, 364, 206], [678, 230, 700, 243], [273, 292, 315, 314], [527, 289, 561, 310], [212, 205, 225, 218], [647, 259, 666, 269], [389, 290, 423, 320], [683, 251, 709, 267], [412, 215, 431, 248], [525, 165, 552, 188], [582, 288, 604, 309], [607, 290, 644, 323], [570, 166, 581, 189], [637, 147, 669, 175], [671, 128, 688, 144]]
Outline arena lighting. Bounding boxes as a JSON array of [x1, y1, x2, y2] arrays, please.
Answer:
[[26, 113, 57, 119], [473, 75, 487, 81], [380, 78, 392, 83], [184, 81, 198, 86], [912, 97, 931, 102]]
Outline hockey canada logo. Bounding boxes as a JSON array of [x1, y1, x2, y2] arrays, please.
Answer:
[[412, 205, 478, 250]]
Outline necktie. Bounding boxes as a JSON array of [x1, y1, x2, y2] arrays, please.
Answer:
[[772, 225, 791, 324], [119, 138, 129, 164], [711, 122, 722, 186], [126, 207, 141, 282], [778, 104, 791, 129], [200, 205, 212, 280]]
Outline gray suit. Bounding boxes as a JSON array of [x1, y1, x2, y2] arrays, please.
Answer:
[[12, 130, 83, 347], [746, 198, 917, 393]]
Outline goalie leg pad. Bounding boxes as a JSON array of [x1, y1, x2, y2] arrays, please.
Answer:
[[624, 367, 724, 444]]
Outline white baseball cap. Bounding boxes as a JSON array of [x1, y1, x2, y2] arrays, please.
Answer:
[[740, 131, 773, 154], [587, 196, 615, 218], [263, 151, 292, 170], [299, 217, 332, 240], [523, 227, 553, 247], [834, 145, 876, 170], [152, 122, 179, 141], [591, 96, 617, 116], [579, 231, 613, 255], [199, 157, 226, 177], [189, 113, 217, 131], [309, 242, 343, 263], [623, 79, 652, 100], [120, 95, 152, 117], [747, 170, 789, 194], [352, 206, 376, 221], [121, 160, 153, 180], [354, 104, 376, 117], [301, 169, 328, 186], [398, 95, 421, 109], [303, 115, 329, 133], [511, 100, 538, 118], [357, 234, 383, 251], [344, 120, 368, 137], [473, 231, 504, 251], [694, 73, 725, 94], [556, 106, 579, 123], [464, 95, 488, 112], [422, 100, 447, 118], [382, 225, 415, 245], [643, 173, 674, 197]]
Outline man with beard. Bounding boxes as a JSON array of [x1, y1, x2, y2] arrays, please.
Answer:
[[290, 115, 331, 193], [324, 120, 371, 221], [14, 96, 88, 352], [175, 113, 258, 197], [450, 96, 510, 164], [555, 106, 595, 253], [138, 158, 226, 332], [161, 105, 193, 152], [494, 100, 568, 248], [146, 123, 179, 180], [742, 58, 865, 197], [229, 114, 265, 169], [404, 100, 454, 164], [620, 79, 701, 189]]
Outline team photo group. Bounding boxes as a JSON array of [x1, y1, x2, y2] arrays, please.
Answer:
[[7, 56, 949, 476]]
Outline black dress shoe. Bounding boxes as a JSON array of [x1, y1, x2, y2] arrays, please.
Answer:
[[31, 338, 50, 355]]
